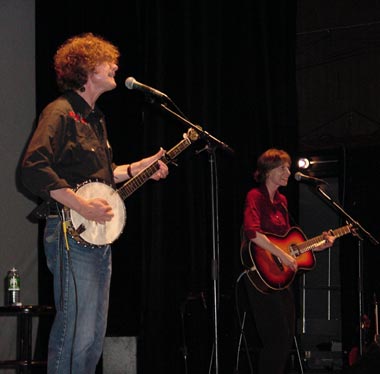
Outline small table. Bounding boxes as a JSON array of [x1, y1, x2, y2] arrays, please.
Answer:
[[0, 305, 54, 373]]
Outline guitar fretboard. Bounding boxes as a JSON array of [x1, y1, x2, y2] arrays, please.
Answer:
[[298, 224, 353, 254], [117, 135, 192, 200]]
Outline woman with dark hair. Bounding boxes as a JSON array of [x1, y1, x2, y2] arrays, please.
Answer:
[[241, 148, 335, 374]]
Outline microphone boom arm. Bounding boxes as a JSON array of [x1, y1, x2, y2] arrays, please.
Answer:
[[158, 103, 234, 154], [316, 185, 379, 245]]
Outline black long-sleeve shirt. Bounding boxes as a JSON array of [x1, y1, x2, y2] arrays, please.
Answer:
[[21, 91, 116, 201]]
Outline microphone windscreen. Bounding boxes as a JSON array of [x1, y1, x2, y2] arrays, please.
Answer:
[[294, 172, 302, 181], [125, 77, 135, 89]]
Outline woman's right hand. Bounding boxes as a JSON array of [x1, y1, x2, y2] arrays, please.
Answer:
[[280, 251, 298, 272]]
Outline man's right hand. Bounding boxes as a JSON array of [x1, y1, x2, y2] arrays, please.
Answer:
[[50, 188, 114, 224], [78, 198, 114, 224]]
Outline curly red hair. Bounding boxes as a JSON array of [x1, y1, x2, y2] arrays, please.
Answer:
[[54, 32, 120, 92]]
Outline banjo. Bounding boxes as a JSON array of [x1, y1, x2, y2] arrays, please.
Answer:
[[66, 128, 199, 246]]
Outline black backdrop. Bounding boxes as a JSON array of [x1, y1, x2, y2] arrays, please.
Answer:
[[32, 1, 330, 373]]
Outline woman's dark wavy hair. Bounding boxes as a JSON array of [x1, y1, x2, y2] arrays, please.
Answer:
[[54, 32, 120, 92], [253, 148, 291, 183]]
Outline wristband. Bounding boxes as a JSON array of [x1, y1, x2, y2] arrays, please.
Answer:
[[127, 164, 133, 178]]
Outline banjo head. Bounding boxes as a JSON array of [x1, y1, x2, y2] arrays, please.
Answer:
[[69, 181, 126, 246]]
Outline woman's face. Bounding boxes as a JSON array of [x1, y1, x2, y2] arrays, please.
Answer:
[[267, 162, 291, 187]]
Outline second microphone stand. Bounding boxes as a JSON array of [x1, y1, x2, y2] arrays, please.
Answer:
[[157, 101, 234, 374], [315, 184, 379, 357]]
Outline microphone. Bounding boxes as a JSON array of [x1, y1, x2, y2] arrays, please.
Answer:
[[125, 77, 168, 99], [294, 171, 328, 185]]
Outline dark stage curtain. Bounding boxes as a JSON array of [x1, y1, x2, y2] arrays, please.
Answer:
[[35, 1, 297, 373]]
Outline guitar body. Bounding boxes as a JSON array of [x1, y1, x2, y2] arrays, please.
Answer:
[[241, 223, 353, 293], [68, 181, 126, 246], [241, 227, 316, 293]]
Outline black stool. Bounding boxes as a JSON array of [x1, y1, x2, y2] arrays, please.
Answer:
[[0, 305, 54, 373]]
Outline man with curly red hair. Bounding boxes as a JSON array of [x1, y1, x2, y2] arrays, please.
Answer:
[[21, 33, 168, 373]]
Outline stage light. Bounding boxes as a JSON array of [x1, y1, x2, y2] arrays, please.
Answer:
[[296, 154, 339, 177], [297, 158, 310, 169]]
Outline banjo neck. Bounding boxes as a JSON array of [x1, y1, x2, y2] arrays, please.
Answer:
[[66, 128, 199, 247], [117, 129, 198, 200]]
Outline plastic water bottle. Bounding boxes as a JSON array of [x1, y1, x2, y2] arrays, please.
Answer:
[[7, 267, 21, 306]]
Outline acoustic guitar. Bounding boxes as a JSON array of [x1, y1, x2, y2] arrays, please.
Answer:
[[240, 224, 354, 293]]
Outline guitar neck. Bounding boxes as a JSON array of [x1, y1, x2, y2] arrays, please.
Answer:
[[117, 135, 192, 200], [298, 224, 352, 254]]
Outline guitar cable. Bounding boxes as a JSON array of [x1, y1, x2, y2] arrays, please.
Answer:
[[61, 209, 70, 252]]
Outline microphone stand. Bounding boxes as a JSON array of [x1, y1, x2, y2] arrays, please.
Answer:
[[157, 101, 234, 374], [315, 184, 379, 357]]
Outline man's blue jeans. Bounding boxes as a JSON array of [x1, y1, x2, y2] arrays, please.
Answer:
[[44, 216, 112, 374]]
